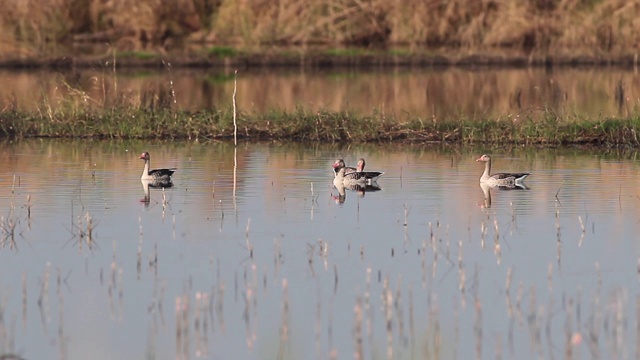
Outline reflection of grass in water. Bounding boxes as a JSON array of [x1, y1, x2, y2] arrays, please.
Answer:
[[207, 46, 238, 58], [117, 51, 158, 60], [322, 48, 369, 57], [203, 73, 236, 84]]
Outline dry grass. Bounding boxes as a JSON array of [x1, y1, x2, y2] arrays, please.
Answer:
[[0, 0, 639, 57]]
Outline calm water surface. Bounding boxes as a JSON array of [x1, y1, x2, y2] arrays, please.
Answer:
[[0, 140, 639, 359], [1, 66, 640, 118]]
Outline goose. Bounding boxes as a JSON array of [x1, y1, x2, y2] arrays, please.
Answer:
[[355, 158, 366, 172], [476, 154, 530, 186], [139, 151, 176, 184], [354, 158, 384, 181], [332, 159, 357, 177], [333, 159, 384, 183]]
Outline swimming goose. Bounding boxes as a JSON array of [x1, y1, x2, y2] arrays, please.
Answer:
[[476, 154, 530, 186], [333, 159, 357, 176], [139, 151, 176, 184], [333, 158, 383, 183], [333, 165, 368, 188]]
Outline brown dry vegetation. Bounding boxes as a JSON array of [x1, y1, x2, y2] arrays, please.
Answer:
[[0, 0, 639, 62]]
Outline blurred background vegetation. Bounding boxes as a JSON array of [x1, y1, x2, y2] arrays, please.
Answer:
[[0, 0, 638, 59]]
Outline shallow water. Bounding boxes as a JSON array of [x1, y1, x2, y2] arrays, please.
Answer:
[[0, 140, 638, 359]]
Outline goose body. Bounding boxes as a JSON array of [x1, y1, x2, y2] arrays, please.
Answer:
[[139, 152, 176, 185], [354, 158, 384, 181], [476, 154, 529, 187], [333, 158, 383, 184]]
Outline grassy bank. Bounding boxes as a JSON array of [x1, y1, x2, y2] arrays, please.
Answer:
[[2, 106, 640, 146], [0, 0, 638, 65]]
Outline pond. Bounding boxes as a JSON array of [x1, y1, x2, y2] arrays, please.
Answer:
[[0, 140, 638, 359]]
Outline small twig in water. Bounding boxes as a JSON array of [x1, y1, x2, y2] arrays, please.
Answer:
[[245, 218, 253, 258], [555, 181, 564, 203]]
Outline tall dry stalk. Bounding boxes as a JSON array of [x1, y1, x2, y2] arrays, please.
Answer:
[[233, 69, 238, 146]]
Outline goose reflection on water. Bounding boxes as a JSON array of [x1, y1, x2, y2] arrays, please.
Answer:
[[332, 181, 382, 204], [480, 181, 529, 208], [140, 179, 174, 206]]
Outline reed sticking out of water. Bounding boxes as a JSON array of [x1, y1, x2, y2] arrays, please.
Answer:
[[354, 295, 364, 360], [11, 175, 17, 194], [636, 296, 640, 358], [0, 214, 19, 250], [243, 264, 258, 352], [332, 264, 338, 295], [277, 279, 290, 359], [492, 217, 502, 264], [245, 218, 253, 259], [547, 263, 553, 291], [360, 273, 372, 354], [578, 216, 586, 247], [314, 285, 321, 359], [395, 277, 406, 350], [175, 294, 189, 359], [473, 265, 483, 360], [505, 268, 515, 355], [233, 70, 238, 146], [38, 263, 51, 335], [22, 273, 27, 330], [318, 239, 329, 270], [69, 211, 97, 252], [137, 216, 143, 279], [216, 277, 226, 333], [108, 242, 123, 321], [195, 292, 210, 357], [233, 148, 237, 200], [383, 276, 394, 360], [480, 218, 487, 250], [458, 240, 466, 308], [273, 238, 282, 277], [161, 188, 169, 221], [26, 195, 31, 220], [555, 203, 562, 269], [555, 182, 563, 202], [56, 267, 67, 359]]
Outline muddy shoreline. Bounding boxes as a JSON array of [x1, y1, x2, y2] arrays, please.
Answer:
[[1, 52, 639, 70]]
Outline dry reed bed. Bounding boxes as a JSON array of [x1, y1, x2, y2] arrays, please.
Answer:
[[0, 0, 639, 59]]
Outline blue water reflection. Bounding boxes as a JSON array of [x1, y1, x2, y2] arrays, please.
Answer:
[[0, 140, 637, 359]]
